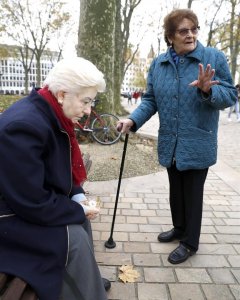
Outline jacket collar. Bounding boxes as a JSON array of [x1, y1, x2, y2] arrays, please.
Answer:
[[158, 41, 204, 64], [30, 88, 62, 130]]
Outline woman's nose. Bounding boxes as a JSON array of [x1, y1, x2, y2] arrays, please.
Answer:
[[84, 106, 91, 115]]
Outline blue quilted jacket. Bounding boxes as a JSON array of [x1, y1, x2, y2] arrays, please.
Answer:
[[130, 41, 237, 170]]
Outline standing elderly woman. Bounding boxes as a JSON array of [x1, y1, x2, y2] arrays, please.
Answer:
[[118, 9, 237, 264], [0, 57, 109, 300]]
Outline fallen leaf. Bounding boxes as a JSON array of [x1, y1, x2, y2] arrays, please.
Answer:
[[118, 265, 140, 283]]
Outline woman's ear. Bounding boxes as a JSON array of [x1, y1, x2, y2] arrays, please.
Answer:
[[168, 38, 172, 46], [56, 91, 65, 105]]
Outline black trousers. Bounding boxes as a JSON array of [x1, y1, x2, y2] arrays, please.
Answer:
[[167, 164, 208, 251]]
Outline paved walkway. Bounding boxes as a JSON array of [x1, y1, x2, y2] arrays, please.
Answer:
[[85, 100, 240, 300]]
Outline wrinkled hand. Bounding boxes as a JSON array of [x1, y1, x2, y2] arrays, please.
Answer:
[[189, 63, 219, 94], [117, 119, 134, 133], [80, 202, 100, 220], [86, 212, 99, 220]]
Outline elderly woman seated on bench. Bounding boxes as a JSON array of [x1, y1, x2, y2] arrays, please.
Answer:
[[0, 57, 110, 300]]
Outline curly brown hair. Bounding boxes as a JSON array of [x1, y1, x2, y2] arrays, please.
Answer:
[[163, 9, 199, 46]]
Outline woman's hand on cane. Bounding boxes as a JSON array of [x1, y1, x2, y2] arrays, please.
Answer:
[[117, 119, 134, 133]]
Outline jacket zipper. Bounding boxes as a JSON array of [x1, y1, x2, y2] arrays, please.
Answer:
[[60, 129, 72, 267]]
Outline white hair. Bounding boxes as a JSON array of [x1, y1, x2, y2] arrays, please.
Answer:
[[43, 57, 106, 95]]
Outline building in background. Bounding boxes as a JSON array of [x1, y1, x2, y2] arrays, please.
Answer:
[[121, 45, 155, 93], [0, 44, 59, 95], [0, 43, 156, 96]]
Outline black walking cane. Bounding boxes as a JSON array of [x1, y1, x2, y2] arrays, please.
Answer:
[[105, 133, 129, 249]]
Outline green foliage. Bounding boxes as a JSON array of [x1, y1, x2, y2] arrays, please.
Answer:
[[0, 94, 20, 112], [133, 71, 146, 89], [0, 46, 9, 58]]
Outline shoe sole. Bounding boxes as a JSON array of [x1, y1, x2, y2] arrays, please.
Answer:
[[158, 235, 184, 243]]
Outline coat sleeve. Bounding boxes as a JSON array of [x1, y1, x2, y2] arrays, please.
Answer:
[[129, 59, 158, 131], [198, 50, 237, 109], [0, 121, 86, 226], [70, 185, 85, 197]]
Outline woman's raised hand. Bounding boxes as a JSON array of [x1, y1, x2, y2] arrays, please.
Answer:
[[189, 63, 219, 94]]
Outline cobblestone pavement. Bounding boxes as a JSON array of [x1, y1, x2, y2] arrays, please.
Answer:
[[85, 100, 240, 300]]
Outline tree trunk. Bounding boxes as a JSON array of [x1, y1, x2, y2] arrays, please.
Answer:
[[206, 1, 224, 47], [113, 0, 125, 115], [113, 0, 142, 115], [35, 54, 41, 87], [187, 0, 194, 8], [228, 0, 240, 82], [18, 45, 34, 94], [77, 0, 116, 114]]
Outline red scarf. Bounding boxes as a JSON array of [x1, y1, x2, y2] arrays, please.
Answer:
[[38, 86, 87, 186]]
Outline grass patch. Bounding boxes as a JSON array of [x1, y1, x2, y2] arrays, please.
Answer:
[[0, 95, 20, 112]]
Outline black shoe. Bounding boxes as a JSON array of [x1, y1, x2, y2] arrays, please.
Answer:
[[102, 278, 111, 291], [158, 228, 183, 243], [168, 244, 195, 264]]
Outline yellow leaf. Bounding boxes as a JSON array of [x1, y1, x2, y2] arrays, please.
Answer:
[[118, 265, 140, 283]]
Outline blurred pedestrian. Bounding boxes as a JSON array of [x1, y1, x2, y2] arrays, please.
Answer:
[[228, 84, 240, 122], [118, 9, 237, 264], [127, 91, 132, 105], [132, 90, 140, 104]]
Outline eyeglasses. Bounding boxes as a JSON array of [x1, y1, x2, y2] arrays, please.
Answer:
[[176, 26, 200, 37], [80, 97, 95, 107]]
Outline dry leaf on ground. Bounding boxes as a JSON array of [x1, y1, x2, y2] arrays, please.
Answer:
[[118, 265, 140, 283]]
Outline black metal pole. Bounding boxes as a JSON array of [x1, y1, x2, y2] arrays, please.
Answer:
[[105, 133, 129, 248]]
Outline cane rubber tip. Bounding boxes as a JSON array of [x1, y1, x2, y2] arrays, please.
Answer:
[[105, 239, 116, 249]]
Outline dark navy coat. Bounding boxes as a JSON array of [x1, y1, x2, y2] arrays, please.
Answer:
[[130, 41, 237, 170], [0, 90, 86, 300]]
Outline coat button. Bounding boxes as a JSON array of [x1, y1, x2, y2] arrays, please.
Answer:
[[179, 59, 184, 63]]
